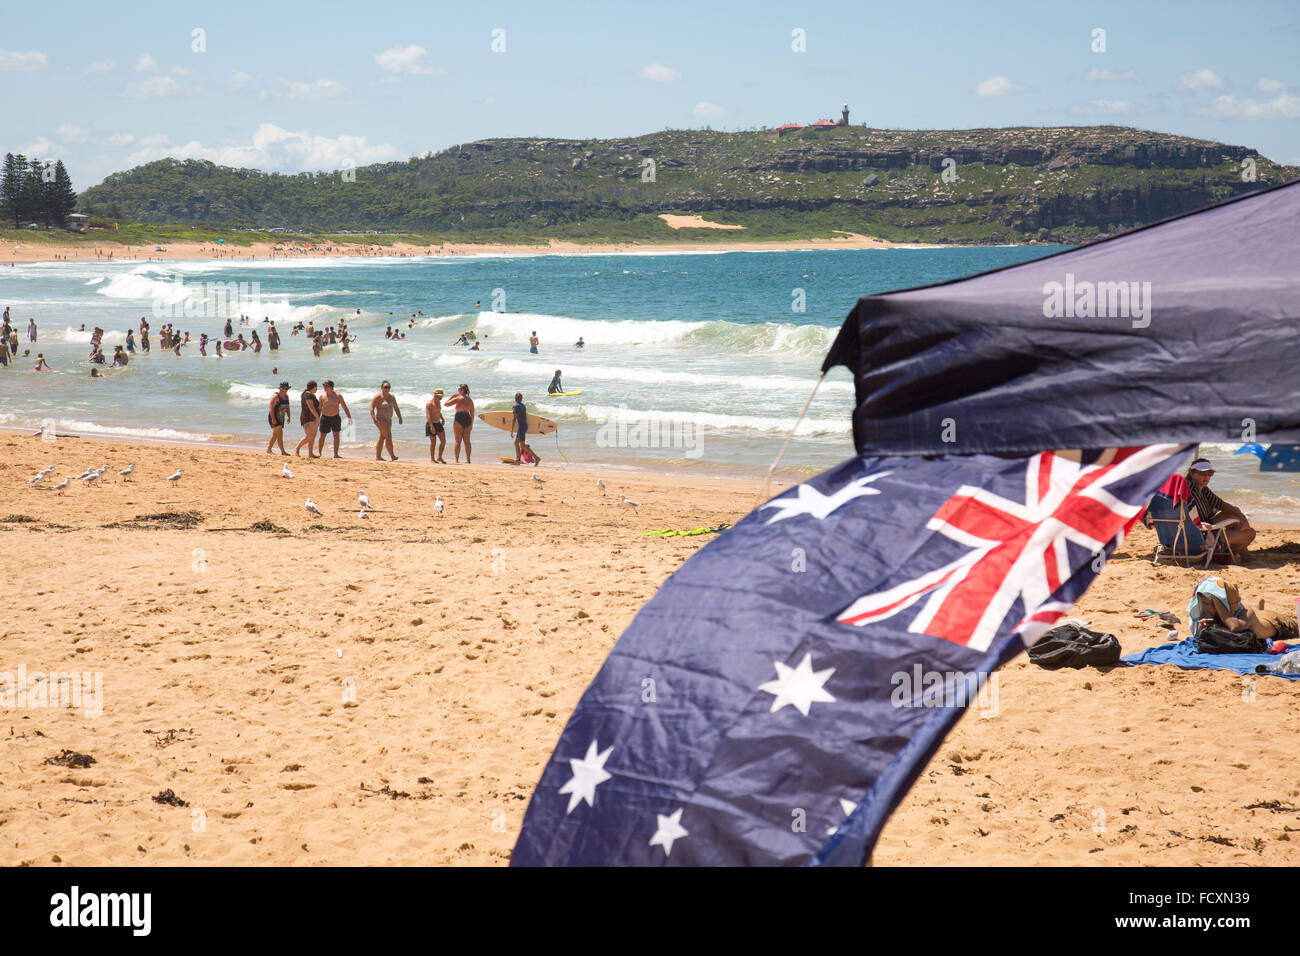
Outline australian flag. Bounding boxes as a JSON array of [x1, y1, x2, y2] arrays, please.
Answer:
[[513, 444, 1188, 865], [514, 179, 1298, 865]]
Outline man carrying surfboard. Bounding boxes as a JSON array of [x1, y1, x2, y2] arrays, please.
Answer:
[[511, 393, 529, 464]]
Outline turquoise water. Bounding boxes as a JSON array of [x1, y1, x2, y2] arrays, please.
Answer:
[[6, 244, 1291, 515], [0, 247, 1050, 474]]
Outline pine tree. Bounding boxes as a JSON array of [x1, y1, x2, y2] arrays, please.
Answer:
[[51, 160, 76, 227], [19, 157, 44, 227], [1, 153, 22, 228]]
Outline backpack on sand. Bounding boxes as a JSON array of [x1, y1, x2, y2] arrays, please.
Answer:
[[1028, 622, 1122, 669], [1194, 624, 1268, 655]]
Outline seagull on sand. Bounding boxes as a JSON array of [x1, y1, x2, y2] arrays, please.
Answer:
[[358, 491, 372, 509], [73, 468, 94, 480], [596, 478, 606, 495], [620, 495, 641, 510], [49, 476, 70, 493], [117, 464, 135, 480], [358, 508, 368, 519], [532, 474, 544, 485], [28, 468, 52, 485], [282, 463, 293, 479], [81, 471, 101, 485], [306, 498, 322, 516], [434, 495, 444, 518], [165, 469, 182, 483]]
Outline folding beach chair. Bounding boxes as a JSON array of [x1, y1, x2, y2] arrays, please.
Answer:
[[1146, 492, 1238, 567]]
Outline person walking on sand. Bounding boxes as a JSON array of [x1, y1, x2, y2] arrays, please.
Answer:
[[296, 380, 320, 458], [444, 383, 475, 464], [370, 380, 403, 461], [511, 392, 529, 464], [425, 388, 447, 463], [316, 380, 353, 458], [529, 331, 539, 355], [267, 381, 292, 455]]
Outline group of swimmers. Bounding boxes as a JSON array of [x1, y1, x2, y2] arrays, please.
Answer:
[[267, 380, 482, 464]]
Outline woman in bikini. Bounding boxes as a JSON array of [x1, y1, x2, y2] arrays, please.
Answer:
[[296, 381, 320, 458], [266, 381, 291, 455], [426, 388, 447, 463], [444, 383, 475, 464]]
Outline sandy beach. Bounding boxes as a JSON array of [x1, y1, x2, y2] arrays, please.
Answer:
[[0, 231, 948, 266], [2, 429, 1299, 866]]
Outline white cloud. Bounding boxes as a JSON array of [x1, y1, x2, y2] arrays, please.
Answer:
[[124, 75, 180, 99], [375, 44, 440, 75], [85, 58, 116, 75], [1255, 77, 1286, 94], [975, 74, 1024, 97], [137, 134, 169, 147], [1084, 98, 1135, 115], [20, 137, 58, 158], [1086, 67, 1138, 82], [1200, 92, 1300, 120], [639, 63, 681, 83], [57, 124, 90, 144], [692, 101, 726, 119], [171, 65, 191, 77], [0, 49, 48, 73], [229, 70, 254, 91], [124, 122, 403, 173], [286, 78, 345, 101], [134, 53, 158, 73], [107, 133, 136, 146], [1178, 68, 1224, 93]]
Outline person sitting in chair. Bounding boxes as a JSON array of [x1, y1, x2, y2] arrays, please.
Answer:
[[1186, 458, 1256, 555]]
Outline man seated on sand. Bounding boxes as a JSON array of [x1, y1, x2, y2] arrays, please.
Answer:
[[1186, 458, 1256, 555], [1190, 576, 1298, 642]]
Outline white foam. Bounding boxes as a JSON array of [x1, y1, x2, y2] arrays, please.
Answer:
[[532, 401, 849, 436]]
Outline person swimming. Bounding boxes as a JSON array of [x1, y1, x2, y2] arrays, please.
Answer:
[[574, 336, 585, 349]]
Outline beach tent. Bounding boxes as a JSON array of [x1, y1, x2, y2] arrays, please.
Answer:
[[514, 179, 1300, 867], [824, 177, 1300, 458]]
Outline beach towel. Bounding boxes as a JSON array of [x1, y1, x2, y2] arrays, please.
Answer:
[[1123, 638, 1300, 679]]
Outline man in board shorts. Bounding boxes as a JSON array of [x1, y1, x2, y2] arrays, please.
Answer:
[[425, 389, 447, 463], [316, 380, 353, 459], [511, 392, 528, 464]]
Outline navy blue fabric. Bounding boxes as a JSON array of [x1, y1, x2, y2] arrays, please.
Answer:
[[1147, 492, 1204, 554], [824, 179, 1300, 457], [1124, 638, 1300, 679], [513, 446, 1186, 866]]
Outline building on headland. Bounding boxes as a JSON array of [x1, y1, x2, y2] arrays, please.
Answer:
[[776, 104, 849, 136], [67, 213, 89, 233]]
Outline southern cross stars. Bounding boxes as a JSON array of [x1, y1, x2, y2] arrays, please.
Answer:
[[559, 740, 614, 813], [759, 471, 891, 524], [649, 808, 689, 857], [758, 653, 836, 716]]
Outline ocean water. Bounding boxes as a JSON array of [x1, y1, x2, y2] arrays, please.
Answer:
[[3, 246, 1296, 521]]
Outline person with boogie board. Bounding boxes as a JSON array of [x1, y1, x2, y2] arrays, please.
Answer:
[[547, 370, 564, 395], [34, 352, 51, 371]]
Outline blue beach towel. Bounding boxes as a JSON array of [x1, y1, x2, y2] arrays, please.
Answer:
[[1123, 638, 1300, 679]]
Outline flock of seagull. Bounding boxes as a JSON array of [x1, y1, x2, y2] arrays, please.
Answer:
[[26, 460, 643, 515]]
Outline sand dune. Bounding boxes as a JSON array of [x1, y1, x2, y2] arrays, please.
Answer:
[[3, 431, 1299, 865]]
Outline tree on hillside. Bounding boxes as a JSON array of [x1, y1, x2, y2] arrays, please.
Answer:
[[20, 157, 45, 226]]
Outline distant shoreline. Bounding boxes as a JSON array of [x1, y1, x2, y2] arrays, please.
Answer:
[[0, 234, 1010, 266]]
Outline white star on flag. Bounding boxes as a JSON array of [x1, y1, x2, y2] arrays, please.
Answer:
[[826, 797, 858, 835], [758, 653, 836, 715], [558, 740, 614, 813], [649, 808, 689, 857], [759, 472, 892, 524]]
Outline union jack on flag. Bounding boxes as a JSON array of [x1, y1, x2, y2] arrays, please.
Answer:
[[514, 444, 1190, 866]]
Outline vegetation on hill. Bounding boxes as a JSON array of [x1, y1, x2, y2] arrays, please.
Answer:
[[73, 126, 1299, 244]]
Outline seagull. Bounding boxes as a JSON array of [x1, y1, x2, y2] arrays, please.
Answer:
[[73, 468, 94, 480], [27, 470, 50, 485], [532, 474, 544, 485], [117, 464, 134, 480], [596, 479, 606, 495], [620, 495, 641, 510], [305, 498, 321, 516], [282, 463, 293, 479], [358, 508, 368, 519], [49, 476, 70, 493], [165, 469, 182, 482], [358, 491, 371, 509], [434, 495, 444, 517], [81, 471, 101, 485]]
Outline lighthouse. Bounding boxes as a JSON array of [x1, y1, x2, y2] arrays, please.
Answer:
[[840, 103, 850, 126]]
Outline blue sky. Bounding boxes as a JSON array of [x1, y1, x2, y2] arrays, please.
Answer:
[[3, 0, 1298, 187]]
